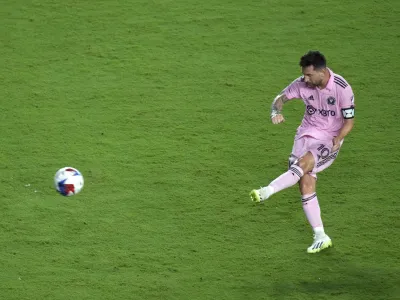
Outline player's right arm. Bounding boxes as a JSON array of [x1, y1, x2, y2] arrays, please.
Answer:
[[270, 77, 302, 124], [271, 94, 290, 124]]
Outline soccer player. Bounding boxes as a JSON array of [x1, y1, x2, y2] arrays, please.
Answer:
[[250, 50, 355, 253]]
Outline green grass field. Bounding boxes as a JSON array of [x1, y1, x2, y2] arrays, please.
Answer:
[[1, 0, 400, 299]]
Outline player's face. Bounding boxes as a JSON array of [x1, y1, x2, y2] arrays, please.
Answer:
[[302, 65, 325, 88]]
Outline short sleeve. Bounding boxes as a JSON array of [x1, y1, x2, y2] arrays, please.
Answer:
[[339, 85, 355, 109], [283, 77, 302, 100]]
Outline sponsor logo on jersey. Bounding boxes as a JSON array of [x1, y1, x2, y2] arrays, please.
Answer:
[[307, 105, 336, 117]]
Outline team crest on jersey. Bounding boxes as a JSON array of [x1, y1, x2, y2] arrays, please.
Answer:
[[327, 96, 336, 105]]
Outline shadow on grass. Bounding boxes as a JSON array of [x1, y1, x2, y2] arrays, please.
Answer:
[[272, 252, 400, 300]]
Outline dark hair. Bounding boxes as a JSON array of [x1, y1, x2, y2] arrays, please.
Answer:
[[299, 51, 326, 69]]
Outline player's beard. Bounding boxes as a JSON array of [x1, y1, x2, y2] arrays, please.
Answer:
[[307, 79, 323, 88], [306, 82, 316, 88]]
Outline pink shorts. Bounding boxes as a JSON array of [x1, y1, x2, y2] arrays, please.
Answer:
[[288, 135, 343, 177]]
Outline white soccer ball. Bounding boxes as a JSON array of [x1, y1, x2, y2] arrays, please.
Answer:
[[54, 167, 84, 196]]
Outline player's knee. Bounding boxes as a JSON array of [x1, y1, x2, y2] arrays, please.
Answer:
[[295, 152, 315, 173]]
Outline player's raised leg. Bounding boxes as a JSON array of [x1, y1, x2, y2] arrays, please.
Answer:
[[250, 152, 314, 202], [299, 174, 332, 253]]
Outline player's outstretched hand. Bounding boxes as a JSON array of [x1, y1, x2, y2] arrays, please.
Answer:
[[271, 114, 285, 124]]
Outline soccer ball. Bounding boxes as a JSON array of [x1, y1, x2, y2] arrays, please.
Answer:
[[54, 167, 84, 196]]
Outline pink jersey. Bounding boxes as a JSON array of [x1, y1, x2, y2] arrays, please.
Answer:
[[284, 68, 355, 140]]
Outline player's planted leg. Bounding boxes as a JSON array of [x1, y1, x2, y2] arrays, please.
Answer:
[[300, 174, 333, 253]]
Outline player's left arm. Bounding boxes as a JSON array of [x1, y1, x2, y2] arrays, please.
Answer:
[[332, 86, 355, 152]]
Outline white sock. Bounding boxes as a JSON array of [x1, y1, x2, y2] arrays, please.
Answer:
[[259, 186, 275, 201], [313, 226, 325, 238]]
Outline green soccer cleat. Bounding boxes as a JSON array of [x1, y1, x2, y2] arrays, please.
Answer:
[[249, 189, 261, 202], [307, 235, 333, 253]]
